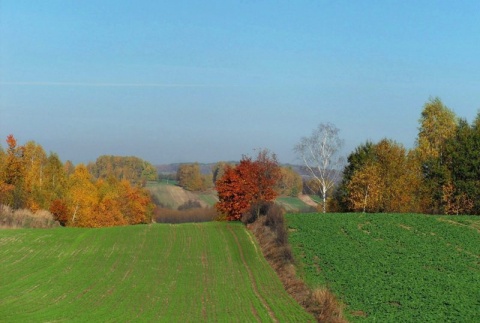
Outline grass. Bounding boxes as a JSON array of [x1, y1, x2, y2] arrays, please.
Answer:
[[146, 181, 217, 209], [276, 196, 312, 213], [0, 222, 313, 322], [286, 213, 480, 322], [198, 193, 218, 206]]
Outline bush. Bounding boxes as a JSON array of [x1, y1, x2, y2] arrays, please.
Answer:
[[0, 205, 60, 229], [262, 203, 289, 246], [241, 201, 274, 224], [247, 202, 345, 322], [177, 200, 202, 211]]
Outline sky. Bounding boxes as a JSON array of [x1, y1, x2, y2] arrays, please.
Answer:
[[1, 1, 479, 165]]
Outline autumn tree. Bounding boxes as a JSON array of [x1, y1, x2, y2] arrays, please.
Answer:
[[66, 164, 98, 227], [88, 155, 157, 185], [442, 117, 480, 214], [177, 163, 212, 191], [416, 97, 457, 160], [0, 135, 154, 226], [21, 141, 48, 211], [415, 98, 458, 213], [44, 153, 68, 203], [335, 141, 376, 210], [212, 162, 234, 184], [215, 150, 281, 221], [276, 166, 303, 197], [340, 139, 420, 213], [347, 163, 383, 213], [294, 123, 345, 213], [0, 145, 7, 203], [63, 164, 153, 227], [50, 199, 69, 226], [1, 135, 25, 208], [373, 139, 420, 212]]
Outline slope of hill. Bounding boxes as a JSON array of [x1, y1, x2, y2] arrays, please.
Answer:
[[146, 181, 218, 209], [287, 213, 480, 322], [0, 222, 314, 322]]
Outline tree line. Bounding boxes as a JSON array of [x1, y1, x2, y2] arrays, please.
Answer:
[[214, 98, 480, 220], [319, 98, 480, 215], [0, 136, 154, 227]]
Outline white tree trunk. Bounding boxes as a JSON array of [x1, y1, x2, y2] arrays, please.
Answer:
[[363, 184, 369, 214], [72, 204, 79, 224]]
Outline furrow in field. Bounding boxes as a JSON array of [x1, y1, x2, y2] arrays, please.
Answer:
[[0, 223, 313, 322], [226, 224, 278, 323]]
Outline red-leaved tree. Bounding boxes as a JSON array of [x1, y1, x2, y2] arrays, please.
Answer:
[[215, 150, 281, 221]]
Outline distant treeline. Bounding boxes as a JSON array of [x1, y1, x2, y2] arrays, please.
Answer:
[[88, 155, 158, 185]]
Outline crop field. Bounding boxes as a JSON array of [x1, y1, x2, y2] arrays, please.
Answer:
[[287, 213, 480, 322], [0, 222, 313, 322]]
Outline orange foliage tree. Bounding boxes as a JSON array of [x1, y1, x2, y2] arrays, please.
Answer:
[[64, 168, 153, 228], [215, 150, 281, 221], [1, 135, 25, 207], [0, 135, 154, 227]]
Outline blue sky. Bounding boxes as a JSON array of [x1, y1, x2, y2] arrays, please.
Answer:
[[1, 1, 479, 164]]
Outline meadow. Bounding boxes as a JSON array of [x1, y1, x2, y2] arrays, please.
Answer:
[[287, 213, 480, 322], [0, 222, 313, 322]]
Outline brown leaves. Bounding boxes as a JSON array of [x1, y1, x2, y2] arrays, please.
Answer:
[[215, 150, 281, 221]]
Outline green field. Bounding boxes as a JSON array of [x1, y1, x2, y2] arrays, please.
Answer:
[[0, 223, 313, 322], [276, 196, 312, 213], [287, 213, 480, 322]]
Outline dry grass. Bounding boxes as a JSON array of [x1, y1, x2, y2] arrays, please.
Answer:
[[247, 204, 346, 322], [0, 205, 60, 229]]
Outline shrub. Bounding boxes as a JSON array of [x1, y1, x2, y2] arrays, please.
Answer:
[[241, 201, 273, 225], [49, 199, 69, 226], [0, 204, 60, 229], [177, 200, 202, 211], [247, 203, 345, 322]]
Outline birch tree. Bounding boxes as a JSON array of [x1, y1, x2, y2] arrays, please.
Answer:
[[294, 123, 345, 213]]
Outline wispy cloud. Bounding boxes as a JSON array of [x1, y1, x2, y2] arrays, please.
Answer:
[[0, 81, 230, 88]]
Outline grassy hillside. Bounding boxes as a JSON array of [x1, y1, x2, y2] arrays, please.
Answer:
[[0, 222, 313, 322], [146, 181, 218, 209], [276, 196, 314, 213], [287, 213, 480, 322]]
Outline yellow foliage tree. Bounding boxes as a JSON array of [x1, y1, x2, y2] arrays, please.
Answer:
[[347, 164, 383, 213], [66, 164, 98, 227]]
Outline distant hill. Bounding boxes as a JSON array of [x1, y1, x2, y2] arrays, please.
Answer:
[[156, 162, 306, 176], [156, 163, 226, 175], [146, 181, 316, 213], [146, 181, 218, 209]]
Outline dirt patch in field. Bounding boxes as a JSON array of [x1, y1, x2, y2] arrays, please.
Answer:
[[398, 224, 412, 231], [160, 185, 210, 209], [298, 195, 318, 208]]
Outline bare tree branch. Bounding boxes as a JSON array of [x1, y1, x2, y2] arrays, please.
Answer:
[[294, 123, 345, 213]]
